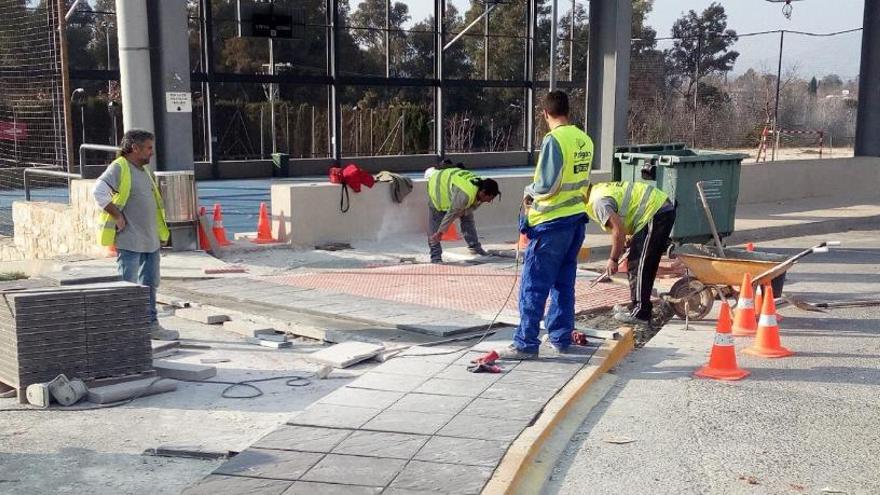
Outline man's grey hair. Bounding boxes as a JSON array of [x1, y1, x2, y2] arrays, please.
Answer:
[[118, 129, 155, 156]]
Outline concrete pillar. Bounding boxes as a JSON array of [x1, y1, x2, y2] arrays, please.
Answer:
[[148, 0, 194, 170], [855, 0, 879, 157], [586, 0, 631, 171], [115, 0, 154, 134]]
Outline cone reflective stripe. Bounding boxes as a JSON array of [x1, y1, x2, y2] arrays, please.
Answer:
[[212, 203, 232, 246], [441, 223, 461, 241], [743, 285, 793, 358], [754, 286, 763, 324], [732, 273, 758, 336], [694, 301, 750, 381]]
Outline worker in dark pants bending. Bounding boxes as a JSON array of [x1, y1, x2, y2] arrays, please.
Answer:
[[585, 181, 676, 326], [427, 167, 500, 263]]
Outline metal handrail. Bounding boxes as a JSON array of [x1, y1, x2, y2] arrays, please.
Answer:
[[23, 168, 82, 201], [79, 144, 120, 175]]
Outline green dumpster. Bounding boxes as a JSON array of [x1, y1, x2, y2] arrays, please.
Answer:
[[613, 147, 748, 245], [271, 153, 289, 177], [612, 143, 686, 181]]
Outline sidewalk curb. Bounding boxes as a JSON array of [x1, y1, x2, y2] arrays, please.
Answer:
[[482, 327, 635, 495]]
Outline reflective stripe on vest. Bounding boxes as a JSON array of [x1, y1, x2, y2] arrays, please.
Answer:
[[527, 125, 592, 227], [586, 181, 669, 235], [428, 168, 478, 211], [97, 157, 170, 247]]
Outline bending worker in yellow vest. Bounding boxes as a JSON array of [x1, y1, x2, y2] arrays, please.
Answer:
[[500, 91, 592, 359], [585, 181, 676, 326], [92, 129, 177, 341], [427, 167, 500, 263]]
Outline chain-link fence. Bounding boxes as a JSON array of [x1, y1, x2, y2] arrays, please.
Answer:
[[628, 27, 861, 162]]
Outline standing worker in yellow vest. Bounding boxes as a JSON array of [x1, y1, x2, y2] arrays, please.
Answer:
[[92, 129, 177, 341], [585, 181, 676, 326], [500, 91, 592, 359], [427, 167, 500, 263]]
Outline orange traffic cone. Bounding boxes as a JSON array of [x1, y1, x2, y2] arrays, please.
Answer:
[[212, 203, 232, 246], [197, 206, 210, 250], [732, 273, 758, 336], [743, 285, 793, 358], [517, 233, 529, 249], [754, 285, 763, 324], [694, 301, 750, 381], [440, 223, 461, 241], [252, 202, 278, 244]]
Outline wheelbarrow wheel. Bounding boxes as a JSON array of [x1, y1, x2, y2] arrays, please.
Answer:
[[668, 277, 714, 320]]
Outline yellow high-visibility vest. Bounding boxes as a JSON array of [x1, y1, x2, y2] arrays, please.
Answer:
[[527, 125, 592, 226], [97, 157, 170, 246], [586, 181, 669, 235], [427, 167, 478, 211]]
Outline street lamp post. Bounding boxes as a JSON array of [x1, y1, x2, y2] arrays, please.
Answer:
[[72, 88, 86, 147]]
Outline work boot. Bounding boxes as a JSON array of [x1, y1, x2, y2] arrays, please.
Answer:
[[496, 344, 538, 361], [149, 322, 179, 341], [468, 246, 489, 256], [613, 312, 651, 327], [430, 257, 443, 264]]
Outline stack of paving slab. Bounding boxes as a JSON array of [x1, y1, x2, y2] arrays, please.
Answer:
[[0, 280, 152, 394]]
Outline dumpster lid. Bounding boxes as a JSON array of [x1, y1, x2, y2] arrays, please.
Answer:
[[614, 149, 749, 166]]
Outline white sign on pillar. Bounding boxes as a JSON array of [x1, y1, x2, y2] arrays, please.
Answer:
[[165, 92, 192, 113]]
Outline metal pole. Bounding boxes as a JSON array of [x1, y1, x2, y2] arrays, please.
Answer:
[[484, 2, 489, 79], [56, 0, 75, 172], [401, 110, 406, 153], [286, 105, 290, 153], [12, 107, 18, 162], [311, 105, 315, 157], [106, 23, 112, 96], [550, 0, 557, 90], [385, 0, 390, 78], [260, 106, 264, 158], [525, 0, 535, 162], [115, 0, 155, 133], [269, 39, 277, 154], [772, 30, 785, 161], [435, 0, 445, 158], [370, 109, 374, 154], [80, 104, 85, 145], [443, 4, 495, 51], [200, 0, 219, 177], [569, 0, 574, 82], [328, 0, 341, 162], [692, 33, 701, 148]]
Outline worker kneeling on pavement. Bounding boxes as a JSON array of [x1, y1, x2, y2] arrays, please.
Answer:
[[427, 167, 500, 263], [585, 181, 676, 326], [501, 90, 592, 359]]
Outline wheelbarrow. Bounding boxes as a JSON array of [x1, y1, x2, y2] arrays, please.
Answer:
[[664, 241, 838, 320]]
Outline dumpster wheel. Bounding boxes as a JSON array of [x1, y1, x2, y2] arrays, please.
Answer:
[[668, 277, 714, 321]]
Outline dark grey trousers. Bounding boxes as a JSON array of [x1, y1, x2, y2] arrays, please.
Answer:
[[428, 206, 482, 261]]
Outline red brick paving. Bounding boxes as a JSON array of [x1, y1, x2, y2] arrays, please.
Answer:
[[264, 264, 631, 315]]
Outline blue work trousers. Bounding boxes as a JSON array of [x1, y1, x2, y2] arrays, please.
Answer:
[[116, 248, 160, 323], [513, 221, 586, 353]]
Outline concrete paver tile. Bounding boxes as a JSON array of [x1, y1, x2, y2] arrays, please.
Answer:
[[253, 426, 353, 453], [436, 414, 531, 442], [480, 381, 560, 403], [383, 490, 448, 495], [513, 358, 586, 374], [433, 365, 506, 385], [212, 448, 324, 480], [300, 454, 407, 487], [348, 372, 428, 393], [386, 393, 471, 415], [180, 475, 293, 495], [459, 397, 546, 422], [283, 482, 382, 494], [414, 377, 492, 398], [362, 410, 455, 435], [371, 359, 449, 377], [318, 387, 404, 410], [331, 431, 429, 459], [288, 404, 381, 429], [397, 347, 468, 364], [389, 460, 494, 494], [414, 436, 509, 467], [495, 369, 573, 389]]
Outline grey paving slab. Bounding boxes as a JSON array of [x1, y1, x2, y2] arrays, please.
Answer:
[[319, 387, 404, 410], [433, 365, 506, 385], [288, 404, 382, 429], [383, 489, 447, 495], [331, 431, 428, 459], [348, 372, 428, 393], [414, 436, 509, 467], [370, 358, 449, 377], [480, 381, 561, 403], [389, 460, 494, 494], [283, 482, 382, 495], [413, 377, 492, 398], [459, 397, 546, 422], [495, 369, 573, 389], [513, 357, 587, 374], [253, 426, 353, 453], [212, 448, 323, 480], [307, 342, 385, 368], [386, 393, 471, 416], [181, 475, 293, 495], [362, 410, 455, 435], [397, 347, 468, 364], [437, 414, 531, 442], [300, 454, 407, 487]]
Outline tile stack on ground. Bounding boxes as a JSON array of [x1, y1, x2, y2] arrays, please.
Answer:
[[0, 281, 152, 399], [182, 339, 598, 494]]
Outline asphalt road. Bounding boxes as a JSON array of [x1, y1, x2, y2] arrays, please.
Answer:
[[547, 230, 880, 495]]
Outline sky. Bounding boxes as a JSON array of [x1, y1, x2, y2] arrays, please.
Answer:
[[372, 0, 866, 80]]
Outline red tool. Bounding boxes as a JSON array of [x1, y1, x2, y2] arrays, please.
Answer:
[[467, 350, 502, 373], [571, 331, 590, 347]]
